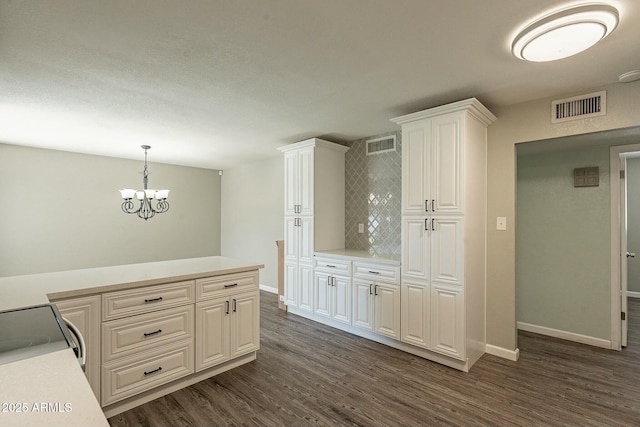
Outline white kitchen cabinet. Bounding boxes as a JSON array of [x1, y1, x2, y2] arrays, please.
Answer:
[[297, 264, 314, 312], [284, 216, 314, 265], [195, 297, 228, 369], [53, 295, 101, 401], [352, 279, 374, 331], [284, 262, 298, 306], [392, 98, 495, 370], [284, 146, 314, 216], [101, 281, 196, 406], [196, 291, 259, 371], [402, 216, 463, 286], [372, 282, 401, 340], [230, 291, 260, 358], [401, 281, 430, 349], [278, 139, 348, 310], [431, 285, 465, 360], [352, 262, 401, 340], [400, 114, 461, 216], [314, 271, 351, 325]]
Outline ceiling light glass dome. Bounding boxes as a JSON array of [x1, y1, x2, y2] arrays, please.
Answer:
[[512, 4, 619, 62]]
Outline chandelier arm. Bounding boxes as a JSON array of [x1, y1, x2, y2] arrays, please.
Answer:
[[121, 199, 138, 214]]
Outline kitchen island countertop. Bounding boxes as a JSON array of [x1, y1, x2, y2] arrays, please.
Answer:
[[0, 256, 264, 427]]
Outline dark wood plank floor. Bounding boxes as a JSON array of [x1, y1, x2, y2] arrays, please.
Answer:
[[109, 294, 640, 427]]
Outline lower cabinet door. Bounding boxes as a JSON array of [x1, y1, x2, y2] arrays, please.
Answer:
[[298, 264, 314, 312], [431, 285, 465, 360], [401, 281, 430, 349], [352, 280, 374, 331], [284, 262, 298, 307], [230, 292, 260, 358], [196, 298, 230, 372], [102, 339, 194, 406], [314, 273, 331, 318], [374, 283, 401, 340], [331, 275, 351, 325]]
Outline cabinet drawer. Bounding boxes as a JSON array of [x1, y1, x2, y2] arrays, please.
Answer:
[[314, 257, 352, 275], [353, 262, 400, 284], [196, 271, 258, 301], [101, 339, 194, 406], [102, 305, 194, 363], [102, 281, 195, 321]]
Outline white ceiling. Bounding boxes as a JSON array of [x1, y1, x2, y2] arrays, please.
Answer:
[[1, 0, 639, 170]]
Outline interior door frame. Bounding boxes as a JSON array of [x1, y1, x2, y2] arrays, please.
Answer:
[[610, 143, 640, 350]]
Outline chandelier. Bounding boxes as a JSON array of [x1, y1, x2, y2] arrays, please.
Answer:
[[119, 145, 170, 221]]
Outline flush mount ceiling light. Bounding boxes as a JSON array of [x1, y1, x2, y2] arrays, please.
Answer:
[[512, 4, 619, 62], [119, 145, 170, 221]]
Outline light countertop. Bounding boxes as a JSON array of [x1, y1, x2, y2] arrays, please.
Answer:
[[0, 256, 264, 311], [0, 349, 110, 427], [0, 256, 264, 427], [314, 249, 401, 266]]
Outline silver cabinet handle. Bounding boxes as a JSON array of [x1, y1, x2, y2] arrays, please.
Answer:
[[233, 299, 237, 312], [144, 296, 163, 303], [224, 283, 238, 288], [368, 270, 380, 275], [432, 199, 435, 212], [432, 219, 435, 231], [326, 264, 336, 268], [143, 329, 163, 337], [374, 285, 378, 296], [369, 284, 373, 295], [425, 218, 429, 231], [425, 200, 429, 212], [226, 300, 230, 314]]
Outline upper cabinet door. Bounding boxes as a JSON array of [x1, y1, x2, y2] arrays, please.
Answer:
[[402, 120, 430, 215], [284, 151, 299, 215], [431, 113, 462, 214], [283, 147, 314, 216], [297, 147, 314, 216]]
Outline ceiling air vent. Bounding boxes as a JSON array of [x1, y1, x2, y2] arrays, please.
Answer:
[[366, 135, 396, 155], [552, 91, 606, 123]]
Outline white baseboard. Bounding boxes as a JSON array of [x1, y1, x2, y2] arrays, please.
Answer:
[[485, 344, 520, 361], [628, 291, 640, 299], [259, 284, 278, 294], [517, 321, 612, 349]]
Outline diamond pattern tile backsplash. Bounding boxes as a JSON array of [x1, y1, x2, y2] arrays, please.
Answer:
[[345, 131, 402, 259]]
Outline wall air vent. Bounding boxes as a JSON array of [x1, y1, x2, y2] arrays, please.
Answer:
[[552, 91, 606, 123], [366, 135, 396, 155]]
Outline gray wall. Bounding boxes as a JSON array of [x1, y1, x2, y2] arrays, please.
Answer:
[[220, 156, 283, 291], [627, 157, 640, 294], [487, 81, 640, 351], [0, 144, 221, 276], [344, 131, 401, 259], [516, 145, 611, 339]]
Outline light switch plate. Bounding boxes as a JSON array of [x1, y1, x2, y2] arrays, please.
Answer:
[[358, 223, 364, 234], [497, 217, 507, 231]]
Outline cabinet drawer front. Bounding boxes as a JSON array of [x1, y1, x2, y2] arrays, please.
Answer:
[[196, 271, 258, 301], [102, 281, 195, 321], [101, 339, 194, 406], [353, 262, 400, 284], [102, 305, 194, 362], [314, 257, 351, 275]]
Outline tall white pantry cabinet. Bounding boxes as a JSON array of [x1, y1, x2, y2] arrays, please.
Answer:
[[277, 139, 348, 311], [391, 98, 496, 370]]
